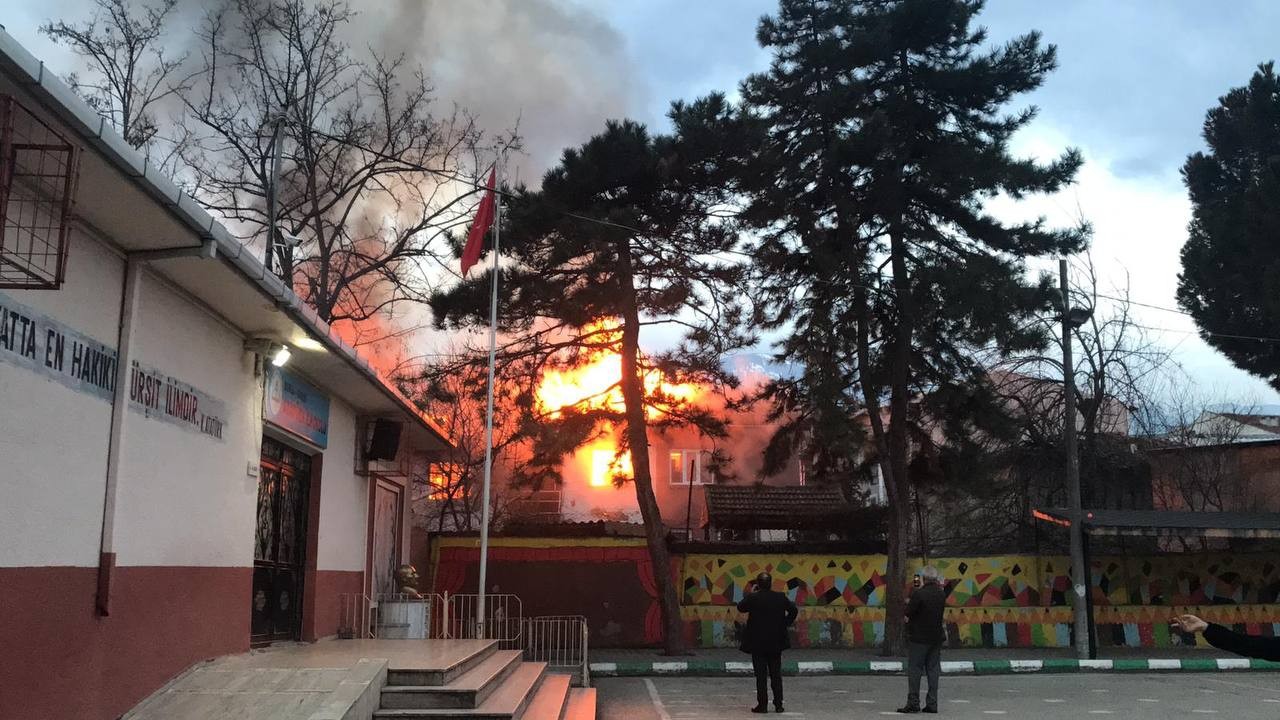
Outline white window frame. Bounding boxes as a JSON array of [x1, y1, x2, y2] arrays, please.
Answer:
[[869, 464, 887, 505], [668, 449, 710, 485]]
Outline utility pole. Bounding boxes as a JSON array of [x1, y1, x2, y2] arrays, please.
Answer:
[[1060, 258, 1089, 660], [265, 112, 286, 274]]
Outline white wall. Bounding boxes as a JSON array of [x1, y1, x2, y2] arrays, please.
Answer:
[[1, 230, 377, 574], [112, 269, 260, 568], [0, 230, 121, 566], [315, 396, 368, 572]]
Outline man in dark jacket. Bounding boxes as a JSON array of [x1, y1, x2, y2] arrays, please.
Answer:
[[899, 566, 946, 714], [737, 571, 798, 714], [1173, 613, 1280, 660]]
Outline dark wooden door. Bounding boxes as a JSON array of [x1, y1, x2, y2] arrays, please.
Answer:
[[251, 437, 311, 644]]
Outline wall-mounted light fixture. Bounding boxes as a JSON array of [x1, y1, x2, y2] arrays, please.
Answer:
[[245, 337, 291, 376], [271, 345, 291, 367]]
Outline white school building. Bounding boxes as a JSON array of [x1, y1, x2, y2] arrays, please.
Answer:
[[0, 27, 452, 720]]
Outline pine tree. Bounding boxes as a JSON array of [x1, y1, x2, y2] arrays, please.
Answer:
[[1179, 63, 1280, 390], [738, 0, 1084, 653], [430, 105, 751, 654]]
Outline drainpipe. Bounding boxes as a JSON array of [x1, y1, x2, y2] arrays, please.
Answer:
[[97, 258, 139, 616], [96, 240, 216, 616]]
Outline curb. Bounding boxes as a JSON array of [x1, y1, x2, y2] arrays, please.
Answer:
[[588, 657, 1280, 677]]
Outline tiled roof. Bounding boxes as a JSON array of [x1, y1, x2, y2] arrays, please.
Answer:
[[704, 485, 853, 529], [500, 519, 649, 538]]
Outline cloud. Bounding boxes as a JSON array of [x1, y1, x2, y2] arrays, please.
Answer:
[[991, 123, 1280, 403]]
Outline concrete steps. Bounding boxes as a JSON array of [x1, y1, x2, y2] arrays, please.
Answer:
[[380, 651, 524, 709], [517, 674, 571, 720], [387, 642, 500, 687], [372, 647, 595, 720], [373, 662, 542, 719], [562, 687, 597, 720]]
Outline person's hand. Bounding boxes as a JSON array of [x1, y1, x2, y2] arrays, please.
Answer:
[[1172, 614, 1208, 634]]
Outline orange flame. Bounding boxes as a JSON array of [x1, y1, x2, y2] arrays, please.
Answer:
[[535, 321, 699, 488], [589, 446, 632, 488]]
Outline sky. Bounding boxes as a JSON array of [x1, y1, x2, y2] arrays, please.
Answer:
[[592, 0, 1280, 406], [6, 0, 1280, 405]]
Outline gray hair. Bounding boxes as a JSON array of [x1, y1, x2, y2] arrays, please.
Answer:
[[921, 566, 941, 584]]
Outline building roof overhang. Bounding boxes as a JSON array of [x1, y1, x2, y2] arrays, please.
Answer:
[[0, 28, 451, 455], [1033, 508, 1280, 539]]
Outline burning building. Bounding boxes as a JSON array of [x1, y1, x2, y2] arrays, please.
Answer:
[[491, 347, 808, 537]]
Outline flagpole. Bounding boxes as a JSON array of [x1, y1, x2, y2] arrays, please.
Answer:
[[475, 155, 502, 640]]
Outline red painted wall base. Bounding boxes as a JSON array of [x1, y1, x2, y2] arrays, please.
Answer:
[[0, 565, 250, 720], [306, 569, 365, 641]]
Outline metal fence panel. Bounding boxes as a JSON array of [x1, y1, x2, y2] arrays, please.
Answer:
[[437, 593, 523, 649], [523, 615, 589, 686]]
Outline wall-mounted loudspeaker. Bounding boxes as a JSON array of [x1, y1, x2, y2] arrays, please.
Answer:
[[367, 419, 402, 461]]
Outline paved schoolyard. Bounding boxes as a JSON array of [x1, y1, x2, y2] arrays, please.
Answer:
[[597, 673, 1280, 719]]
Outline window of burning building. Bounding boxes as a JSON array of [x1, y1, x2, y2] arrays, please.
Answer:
[[669, 449, 712, 485]]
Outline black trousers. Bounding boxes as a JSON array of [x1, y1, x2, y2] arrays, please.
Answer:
[[906, 641, 942, 709], [751, 652, 783, 706]]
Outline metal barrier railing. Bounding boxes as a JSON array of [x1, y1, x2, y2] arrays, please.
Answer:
[[338, 591, 531, 653], [373, 593, 435, 639], [437, 593, 523, 649], [523, 615, 590, 686], [339, 592, 442, 639], [338, 593, 372, 639]]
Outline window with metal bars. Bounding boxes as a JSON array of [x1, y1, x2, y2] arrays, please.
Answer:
[[0, 95, 78, 290]]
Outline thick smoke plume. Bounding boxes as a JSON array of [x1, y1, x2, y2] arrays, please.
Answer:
[[33, 0, 648, 369], [351, 0, 645, 184]]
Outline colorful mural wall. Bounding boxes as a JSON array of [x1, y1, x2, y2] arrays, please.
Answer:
[[421, 534, 1280, 650], [679, 552, 1280, 649]]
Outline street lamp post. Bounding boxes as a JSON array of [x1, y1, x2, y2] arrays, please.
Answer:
[[265, 112, 287, 274], [1059, 258, 1092, 660]]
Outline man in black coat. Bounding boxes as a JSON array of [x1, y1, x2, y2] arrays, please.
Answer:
[[899, 566, 946, 714], [1174, 613, 1280, 660], [737, 571, 798, 714]]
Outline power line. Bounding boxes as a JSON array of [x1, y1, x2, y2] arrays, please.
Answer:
[[1128, 321, 1280, 345], [1091, 293, 1280, 344], [1093, 292, 1190, 316]]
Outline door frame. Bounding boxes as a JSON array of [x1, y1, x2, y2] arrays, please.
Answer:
[[365, 473, 408, 599], [252, 431, 324, 646], [300, 451, 323, 641]]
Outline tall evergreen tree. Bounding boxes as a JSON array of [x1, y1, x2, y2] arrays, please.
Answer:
[[430, 105, 750, 654], [737, 0, 1084, 653], [1179, 63, 1280, 390]]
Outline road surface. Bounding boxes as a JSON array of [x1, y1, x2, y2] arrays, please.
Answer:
[[597, 672, 1280, 719]]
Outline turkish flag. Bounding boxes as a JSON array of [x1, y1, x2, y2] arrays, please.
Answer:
[[460, 167, 497, 275]]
